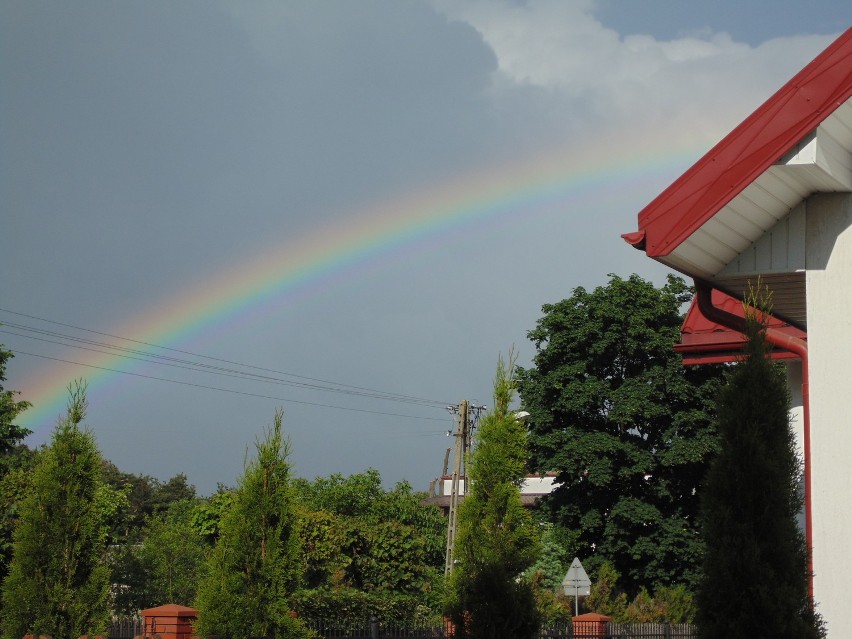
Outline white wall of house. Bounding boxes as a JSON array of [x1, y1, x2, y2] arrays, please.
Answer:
[[805, 192, 852, 636], [438, 474, 557, 496], [786, 360, 806, 534]]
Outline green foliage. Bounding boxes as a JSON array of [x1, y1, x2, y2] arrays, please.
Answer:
[[696, 290, 824, 638], [517, 274, 725, 595], [0, 446, 38, 596], [293, 469, 383, 518], [624, 587, 659, 622], [586, 561, 628, 620], [380, 479, 447, 568], [292, 588, 438, 627], [299, 509, 351, 588], [101, 462, 198, 543], [653, 584, 696, 624], [138, 500, 208, 607], [446, 353, 541, 639], [191, 486, 235, 543], [150, 473, 196, 511], [293, 470, 445, 567], [109, 542, 150, 617], [584, 561, 694, 623], [352, 519, 428, 592], [0, 345, 34, 591], [0, 346, 32, 459], [195, 409, 310, 639], [107, 475, 202, 613], [1, 381, 112, 639], [293, 469, 446, 606], [525, 523, 572, 592]]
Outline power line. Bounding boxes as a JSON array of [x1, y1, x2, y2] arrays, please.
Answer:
[[13, 350, 449, 424], [0, 325, 444, 408], [0, 307, 452, 407]]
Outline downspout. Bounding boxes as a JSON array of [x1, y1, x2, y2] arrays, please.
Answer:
[[695, 280, 814, 603]]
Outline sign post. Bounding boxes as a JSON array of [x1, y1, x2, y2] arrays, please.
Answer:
[[562, 557, 591, 617]]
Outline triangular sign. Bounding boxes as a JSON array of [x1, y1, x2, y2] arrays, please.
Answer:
[[562, 557, 591, 595]]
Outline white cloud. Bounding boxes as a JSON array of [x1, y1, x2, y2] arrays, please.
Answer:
[[430, 0, 835, 145]]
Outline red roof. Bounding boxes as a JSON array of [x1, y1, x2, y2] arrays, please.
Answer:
[[624, 28, 852, 259], [676, 288, 806, 365]]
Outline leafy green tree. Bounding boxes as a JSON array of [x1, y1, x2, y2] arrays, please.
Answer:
[[446, 353, 541, 639], [101, 464, 198, 543], [140, 500, 207, 606], [1, 381, 114, 639], [696, 295, 824, 638], [517, 274, 725, 595], [380, 479, 447, 568], [293, 471, 446, 622], [190, 485, 235, 544], [150, 473, 197, 513], [110, 499, 209, 615], [194, 409, 309, 639], [105, 469, 199, 613], [293, 469, 384, 518]]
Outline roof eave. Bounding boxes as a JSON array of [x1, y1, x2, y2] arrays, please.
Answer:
[[625, 28, 852, 262]]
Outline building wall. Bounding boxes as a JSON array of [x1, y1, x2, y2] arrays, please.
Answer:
[[786, 360, 806, 534], [805, 192, 852, 636], [437, 474, 557, 496]]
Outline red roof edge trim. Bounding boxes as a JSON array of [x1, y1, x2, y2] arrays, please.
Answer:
[[681, 351, 799, 365], [629, 28, 852, 258], [621, 230, 645, 249]]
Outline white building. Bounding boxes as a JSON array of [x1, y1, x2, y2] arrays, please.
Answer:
[[624, 28, 852, 636], [424, 473, 557, 511]]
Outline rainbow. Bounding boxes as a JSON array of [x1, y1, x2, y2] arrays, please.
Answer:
[[12, 127, 707, 435]]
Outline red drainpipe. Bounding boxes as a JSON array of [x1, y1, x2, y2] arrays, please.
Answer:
[[695, 280, 814, 602]]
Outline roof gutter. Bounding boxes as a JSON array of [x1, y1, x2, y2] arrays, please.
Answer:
[[695, 280, 814, 603]]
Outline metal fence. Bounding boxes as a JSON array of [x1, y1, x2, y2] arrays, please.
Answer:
[[108, 616, 143, 639], [110, 616, 697, 639], [605, 623, 696, 638], [300, 619, 697, 639]]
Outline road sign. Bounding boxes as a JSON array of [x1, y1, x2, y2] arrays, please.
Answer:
[[562, 557, 591, 596]]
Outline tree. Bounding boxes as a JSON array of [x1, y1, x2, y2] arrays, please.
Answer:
[[0, 346, 31, 459], [293, 469, 384, 518], [516, 274, 725, 596], [0, 448, 37, 596], [1, 381, 114, 639], [696, 291, 824, 638], [190, 485, 235, 544], [446, 353, 541, 639], [293, 469, 446, 580], [292, 471, 446, 624], [140, 500, 207, 607], [194, 409, 309, 639], [0, 345, 34, 595], [150, 472, 197, 513]]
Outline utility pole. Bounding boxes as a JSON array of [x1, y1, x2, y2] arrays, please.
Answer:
[[444, 399, 469, 575]]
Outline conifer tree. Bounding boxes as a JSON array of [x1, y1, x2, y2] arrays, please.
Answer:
[[0, 346, 31, 458], [446, 353, 540, 639], [696, 289, 824, 638], [0, 345, 33, 592], [1, 381, 111, 639], [195, 409, 309, 639]]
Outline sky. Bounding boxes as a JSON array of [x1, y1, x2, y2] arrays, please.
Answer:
[[1, 1, 849, 496]]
